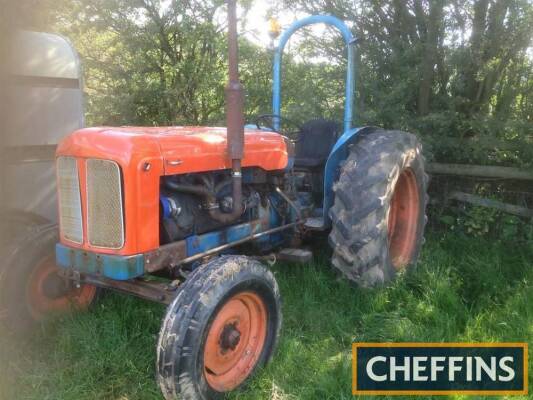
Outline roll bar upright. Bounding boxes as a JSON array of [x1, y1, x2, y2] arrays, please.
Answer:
[[271, 15, 357, 133]]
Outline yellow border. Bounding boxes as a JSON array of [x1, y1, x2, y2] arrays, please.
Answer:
[[352, 342, 528, 396]]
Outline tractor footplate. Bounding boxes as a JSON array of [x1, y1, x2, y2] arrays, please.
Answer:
[[276, 248, 313, 263], [303, 217, 325, 230]]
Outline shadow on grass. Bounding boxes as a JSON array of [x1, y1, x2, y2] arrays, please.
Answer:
[[1, 233, 531, 400]]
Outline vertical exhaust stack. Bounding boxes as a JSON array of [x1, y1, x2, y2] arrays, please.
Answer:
[[214, 0, 244, 223], [226, 0, 244, 160]]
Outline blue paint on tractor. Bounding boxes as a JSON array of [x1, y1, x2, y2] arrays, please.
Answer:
[[56, 243, 144, 280], [186, 222, 259, 256], [265, 192, 286, 247], [322, 126, 375, 226], [160, 195, 172, 219], [185, 193, 286, 256], [272, 15, 356, 133], [56, 207, 285, 281], [270, 15, 366, 225]]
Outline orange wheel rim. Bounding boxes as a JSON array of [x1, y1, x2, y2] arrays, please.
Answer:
[[26, 256, 97, 320], [388, 168, 420, 270], [203, 291, 267, 392]]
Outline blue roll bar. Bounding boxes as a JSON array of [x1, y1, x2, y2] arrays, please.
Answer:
[[271, 15, 356, 133]]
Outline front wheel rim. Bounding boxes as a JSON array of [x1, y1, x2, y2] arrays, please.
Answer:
[[26, 256, 97, 320], [388, 168, 420, 270], [203, 291, 267, 392]]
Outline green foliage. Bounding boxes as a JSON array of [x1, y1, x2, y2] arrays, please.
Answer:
[[282, 0, 533, 167], [23, 0, 531, 168], [1, 235, 532, 399], [435, 203, 533, 242], [463, 205, 498, 236], [50, 0, 231, 126]]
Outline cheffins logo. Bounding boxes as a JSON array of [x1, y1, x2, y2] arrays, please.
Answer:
[[352, 343, 528, 395]]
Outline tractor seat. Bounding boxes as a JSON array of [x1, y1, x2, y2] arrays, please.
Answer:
[[294, 119, 341, 168]]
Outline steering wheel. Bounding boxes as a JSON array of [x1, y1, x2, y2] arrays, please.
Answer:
[[254, 114, 300, 136]]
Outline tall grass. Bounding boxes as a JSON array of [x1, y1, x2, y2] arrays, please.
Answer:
[[1, 233, 531, 400]]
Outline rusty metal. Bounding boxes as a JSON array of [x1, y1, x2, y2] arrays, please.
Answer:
[[144, 240, 187, 273], [275, 186, 301, 220], [175, 220, 302, 267], [216, 0, 245, 224], [208, 159, 243, 223], [226, 0, 244, 160], [61, 219, 304, 304], [59, 269, 178, 304], [220, 323, 241, 351], [276, 248, 313, 263], [143, 218, 268, 273], [226, 88, 244, 160], [149, 185, 305, 273], [146, 187, 305, 271]]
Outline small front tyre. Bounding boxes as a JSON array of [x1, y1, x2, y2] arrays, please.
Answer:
[[157, 255, 282, 400]]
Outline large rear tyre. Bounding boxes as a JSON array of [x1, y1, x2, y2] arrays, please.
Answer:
[[328, 129, 428, 286], [157, 255, 282, 400], [0, 224, 98, 333]]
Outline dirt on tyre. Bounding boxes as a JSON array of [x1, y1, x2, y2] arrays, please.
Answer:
[[0, 224, 98, 333], [157, 255, 282, 400], [328, 129, 428, 287]]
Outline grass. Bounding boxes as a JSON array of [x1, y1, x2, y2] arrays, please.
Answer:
[[1, 232, 532, 400]]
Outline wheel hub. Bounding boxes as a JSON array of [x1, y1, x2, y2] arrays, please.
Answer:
[[219, 323, 241, 352], [41, 273, 69, 299], [203, 291, 267, 392]]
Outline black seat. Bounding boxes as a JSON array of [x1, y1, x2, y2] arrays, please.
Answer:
[[294, 119, 340, 168]]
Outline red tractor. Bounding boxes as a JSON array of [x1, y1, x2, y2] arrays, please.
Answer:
[[5, 3, 427, 399]]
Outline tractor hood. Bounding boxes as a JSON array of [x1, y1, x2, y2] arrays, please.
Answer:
[[56, 126, 290, 175]]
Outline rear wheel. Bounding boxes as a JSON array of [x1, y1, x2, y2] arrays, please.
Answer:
[[157, 255, 282, 399], [328, 129, 428, 286], [0, 224, 97, 332]]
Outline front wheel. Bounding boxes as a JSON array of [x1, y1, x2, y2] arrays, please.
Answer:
[[328, 129, 428, 286], [0, 224, 98, 333], [157, 255, 282, 400]]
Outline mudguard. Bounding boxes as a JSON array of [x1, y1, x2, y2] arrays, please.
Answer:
[[322, 126, 377, 226]]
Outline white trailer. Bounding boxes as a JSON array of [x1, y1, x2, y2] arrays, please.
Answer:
[[1, 31, 89, 331]]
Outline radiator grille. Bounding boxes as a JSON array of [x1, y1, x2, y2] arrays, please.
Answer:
[[57, 157, 83, 243], [86, 159, 124, 248]]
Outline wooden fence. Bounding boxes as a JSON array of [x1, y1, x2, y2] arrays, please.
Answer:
[[427, 163, 533, 218]]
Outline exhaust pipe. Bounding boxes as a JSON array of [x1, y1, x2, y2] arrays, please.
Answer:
[[211, 0, 244, 223]]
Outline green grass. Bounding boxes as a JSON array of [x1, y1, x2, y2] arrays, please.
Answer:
[[1, 233, 532, 400]]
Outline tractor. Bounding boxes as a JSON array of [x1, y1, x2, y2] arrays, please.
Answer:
[[4, 2, 428, 399]]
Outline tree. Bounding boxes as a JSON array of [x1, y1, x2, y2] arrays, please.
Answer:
[[280, 0, 532, 166], [48, 0, 229, 125], [15, 0, 532, 166]]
